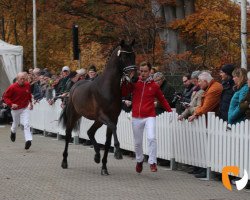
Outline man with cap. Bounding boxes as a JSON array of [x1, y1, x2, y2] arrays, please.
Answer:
[[57, 66, 70, 96], [76, 68, 87, 80], [86, 65, 98, 81], [61, 71, 79, 107], [218, 64, 235, 121]]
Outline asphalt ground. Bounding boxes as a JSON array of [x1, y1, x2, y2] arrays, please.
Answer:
[[0, 124, 249, 200]]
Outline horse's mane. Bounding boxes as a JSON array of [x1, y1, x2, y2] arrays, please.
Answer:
[[103, 43, 121, 69]]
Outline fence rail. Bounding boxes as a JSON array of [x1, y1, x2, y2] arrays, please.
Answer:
[[30, 99, 250, 178]]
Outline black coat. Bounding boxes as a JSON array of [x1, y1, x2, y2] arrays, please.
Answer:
[[182, 84, 194, 103], [155, 80, 175, 115], [218, 78, 235, 121]]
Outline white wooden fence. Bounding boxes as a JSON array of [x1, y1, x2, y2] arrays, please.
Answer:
[[30, 99, 250, 178]]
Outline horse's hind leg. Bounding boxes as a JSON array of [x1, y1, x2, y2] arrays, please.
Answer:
[[61, 127, 72, 169], [87, 121, 103, 164], [61, 104, 81, 169], [101, 127, 113, 175], [113, 126, 123, 160]]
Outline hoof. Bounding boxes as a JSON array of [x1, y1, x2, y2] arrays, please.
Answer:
[[114, 150, 123, 160], [101, 169, 109, 176], [94, 153, 101, 163], [61, 161, 68, 169]]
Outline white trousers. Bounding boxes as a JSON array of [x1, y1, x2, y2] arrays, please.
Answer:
[[132, 117, 156, 164], [11, 107, 32, 141]]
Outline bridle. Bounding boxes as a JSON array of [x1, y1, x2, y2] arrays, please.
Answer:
[[117, 49, 137, 82]]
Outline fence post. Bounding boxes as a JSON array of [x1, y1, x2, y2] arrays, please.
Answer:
[[74, 136, 79, 144], [57, 132, 62, 140], [204, 112, 215, 181]]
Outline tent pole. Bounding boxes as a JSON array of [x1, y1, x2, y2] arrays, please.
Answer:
[[241, 0, 247, 69], [33, 0, 37, 68]]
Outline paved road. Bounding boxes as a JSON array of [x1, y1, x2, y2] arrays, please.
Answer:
[[0, 125, 249, 200]]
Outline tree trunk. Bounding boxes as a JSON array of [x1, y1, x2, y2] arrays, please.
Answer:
[[1, 16, 5, 41], [24, 0, 28, 38], [14, 18, 18, 45], [176, 0, 186, 53], [184, 0, 195, 16], [151, 0, 168, 51], [163, 4, 178, 54]]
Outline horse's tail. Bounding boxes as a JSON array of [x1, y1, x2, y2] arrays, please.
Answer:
[[59, 103, 68, 129], [59, 99, 81, 132]]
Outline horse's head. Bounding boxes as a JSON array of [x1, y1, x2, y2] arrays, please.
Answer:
[[117, 40, 138, 83]]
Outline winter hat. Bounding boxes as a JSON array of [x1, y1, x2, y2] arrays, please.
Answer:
[[68, 71, 77, 79], [221, 64, 235, 77], [88, 65, 97, 72]]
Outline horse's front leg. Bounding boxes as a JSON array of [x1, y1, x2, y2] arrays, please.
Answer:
[[113, 126, 123, 160], [101, 127, 113, 175], [87, 121, 103, 164], [61, 128, 72, 169]]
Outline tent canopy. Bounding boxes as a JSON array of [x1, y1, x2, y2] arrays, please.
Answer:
[[0, 40, 23, 96]]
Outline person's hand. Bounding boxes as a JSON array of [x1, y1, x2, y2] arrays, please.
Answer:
[[178, 115, 184, 121], [29, 103, 33, 110], [11, 104, 18, 109], [33, 100, 39, 104], [154, 101, 157, 107], [124, 100, 132, 107], [188, 114, 197, 122], [48, 99, 54, 105], [2, 103, 7, 108], [182, 102, 190, 108]]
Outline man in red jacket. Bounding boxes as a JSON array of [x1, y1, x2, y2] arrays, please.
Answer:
[[3, 72, 33, 150], [122, 61, 172, 173]]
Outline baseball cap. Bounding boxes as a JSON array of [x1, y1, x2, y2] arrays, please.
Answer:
[[62, 66, 70, 72], [76, 68, 87, 76]]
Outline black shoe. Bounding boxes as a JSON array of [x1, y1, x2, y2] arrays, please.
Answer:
[[83, 140, 92, 146], [10, 131, 16, 142], [25, 140, 32, 150], [195, 170, 207, 178]]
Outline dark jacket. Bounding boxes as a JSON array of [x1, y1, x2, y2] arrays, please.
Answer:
[[31, 81, 43, 100], [182, 83, 195, 103], [218, 78, 235, 121], [239, 89, 250, 120], [155, 80, 175, 115], [57, 76, 70, 95]]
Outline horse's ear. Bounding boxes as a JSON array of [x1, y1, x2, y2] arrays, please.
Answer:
[[120, 40, 125, 47], [130, 39, 135, 47]]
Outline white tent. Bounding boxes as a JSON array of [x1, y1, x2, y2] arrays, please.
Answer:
[[0, 39, 23, 96]]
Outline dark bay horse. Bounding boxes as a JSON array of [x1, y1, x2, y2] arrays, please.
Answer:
[[59, 40, 136, 175]]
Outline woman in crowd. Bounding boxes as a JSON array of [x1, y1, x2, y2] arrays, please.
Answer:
[[228, 68, 249, 124], [239, 71, 250, 120]]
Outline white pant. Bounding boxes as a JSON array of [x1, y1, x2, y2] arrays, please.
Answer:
[[132, 117, 156, 164], [11, 107, 32, 141]]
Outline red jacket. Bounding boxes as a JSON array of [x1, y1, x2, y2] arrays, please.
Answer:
[[3, 82, 32, 110], [122, 77, 172, 118]]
